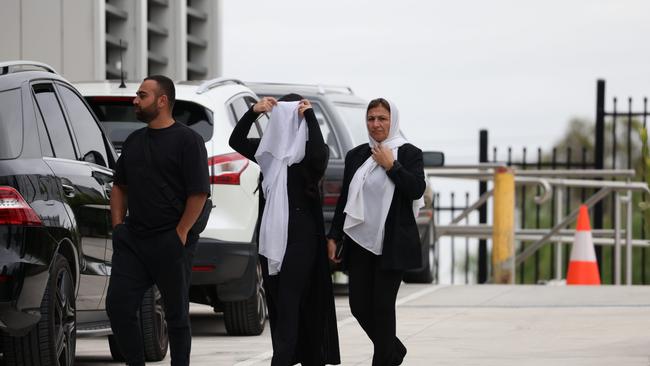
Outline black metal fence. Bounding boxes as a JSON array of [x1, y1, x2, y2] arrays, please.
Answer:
[[433, 192, 473, 284], [434, 79, 649, 285]]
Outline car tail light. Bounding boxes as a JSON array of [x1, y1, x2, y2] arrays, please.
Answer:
[[192, 265, 215, 272], [0, 187, 42, 226], [0, 275, 11, 283], [322, 180, 342, 207], [208, 153, 249, 185]]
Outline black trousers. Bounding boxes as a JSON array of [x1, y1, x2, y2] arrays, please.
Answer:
[[347, 242, 406, 366], [106, 224, 196, 366], [261, 208, 318, 366]]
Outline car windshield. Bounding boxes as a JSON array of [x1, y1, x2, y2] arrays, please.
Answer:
[[334, 103, 369, 146], [85, 97, 214, 149]]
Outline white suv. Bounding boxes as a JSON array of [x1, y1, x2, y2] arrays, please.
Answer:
[[75, 78, 268, 336]]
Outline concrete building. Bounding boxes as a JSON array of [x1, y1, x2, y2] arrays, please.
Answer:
[[0, 0, 222, 81]]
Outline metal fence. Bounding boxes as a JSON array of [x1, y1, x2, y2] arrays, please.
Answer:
[[433, 79, 650, 285]]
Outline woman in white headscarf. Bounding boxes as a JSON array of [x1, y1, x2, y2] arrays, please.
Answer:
[[327, 98, 425, 366], [229, 94, 340, 366]]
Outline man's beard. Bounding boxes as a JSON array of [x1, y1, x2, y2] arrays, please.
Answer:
[[135, 105, 159, 123]]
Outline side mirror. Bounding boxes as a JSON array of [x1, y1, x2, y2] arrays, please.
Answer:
[[82, 150, 107, 168], [422, 151, 444, 167]]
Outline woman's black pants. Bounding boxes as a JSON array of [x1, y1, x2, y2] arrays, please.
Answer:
[[347, 242, 406, 366], [106, 224, 195, 366]]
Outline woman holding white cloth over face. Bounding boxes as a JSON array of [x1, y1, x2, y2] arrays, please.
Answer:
[[229, 94, 340, 366], [327, 98, 425, 366]]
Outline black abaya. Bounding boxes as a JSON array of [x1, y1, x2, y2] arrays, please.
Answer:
[[229, 106, 340, 366]]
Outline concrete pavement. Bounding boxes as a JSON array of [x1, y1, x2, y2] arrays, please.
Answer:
[[73, 284, 650, 365]]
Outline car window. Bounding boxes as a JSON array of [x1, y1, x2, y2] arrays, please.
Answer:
[[33, 99, 54, 157], [172, 101, 213, 142], [86, 97, 214, 148], [32, 84, 77, 160], [0, 88, 23, 160], [229, 96, 261, 138], [244, 96, 268, 136], [254, 112, 269, 137], [334, 103, 369, 147], [58, 85, 109, 167], [311, 103, 341, 159]]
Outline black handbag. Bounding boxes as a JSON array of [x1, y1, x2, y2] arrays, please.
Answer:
[[144, 131, 212, 236]]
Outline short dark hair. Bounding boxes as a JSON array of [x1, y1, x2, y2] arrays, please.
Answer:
[[144, 75, 175, 110], [278, 93, 303, 102], [367, 98, 390, 114]]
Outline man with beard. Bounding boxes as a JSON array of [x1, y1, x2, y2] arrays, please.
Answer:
[[106, 75, 209, 366]]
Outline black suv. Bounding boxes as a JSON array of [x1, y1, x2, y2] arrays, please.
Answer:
[[248, 82, 444, 283], [0, 61, 166, 365]]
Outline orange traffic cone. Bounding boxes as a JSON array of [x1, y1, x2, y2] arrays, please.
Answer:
[[566, 205, 601, 285]]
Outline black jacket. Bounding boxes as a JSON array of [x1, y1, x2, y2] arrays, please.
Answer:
[[328, 143, 426, 271]]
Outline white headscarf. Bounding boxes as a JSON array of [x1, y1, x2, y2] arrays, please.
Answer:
[[255, 101, 308, 275], [343, 100, 424, 255]]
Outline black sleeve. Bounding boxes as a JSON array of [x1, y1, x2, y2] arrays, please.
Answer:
[[229, 107, 261, 162], [327, 149, 355, 241], [183, 132, 210, 195], [386, 144, 426, 200], [113, 140, 128, 186], [303, 108, 328, 177]]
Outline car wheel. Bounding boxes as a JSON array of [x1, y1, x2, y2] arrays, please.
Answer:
[[2, 254, 76, 366], [141, 285, 168, 361], [223, 262, 267, 336], [107, 286, 168, 362]]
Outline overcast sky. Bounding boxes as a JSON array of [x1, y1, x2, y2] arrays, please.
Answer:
[[222, 0, 650, 164]]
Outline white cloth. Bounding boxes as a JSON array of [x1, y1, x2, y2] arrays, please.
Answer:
[[255, 102, 308, 275], [343, 100, 425, 255]]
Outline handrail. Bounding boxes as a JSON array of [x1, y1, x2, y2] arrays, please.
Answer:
[[426, 167, 636, 180], [428, 164, 649, 285], [437, 225, 649, 244], [515, 177, 552, 203]]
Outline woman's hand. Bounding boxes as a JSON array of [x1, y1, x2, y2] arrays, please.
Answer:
[[253, 97, 277, 113], [372, 144, 395, 170], [327, 238, 341, 263], [298, 99, 312, 119]]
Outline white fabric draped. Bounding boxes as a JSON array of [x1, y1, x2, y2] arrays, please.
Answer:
[[255, 101, 308, 275]]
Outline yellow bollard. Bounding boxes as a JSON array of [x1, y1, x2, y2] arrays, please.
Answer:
[[492, 166, 515, 284]]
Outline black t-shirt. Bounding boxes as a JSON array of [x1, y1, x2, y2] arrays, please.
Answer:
[[114, 122, 209, 236]]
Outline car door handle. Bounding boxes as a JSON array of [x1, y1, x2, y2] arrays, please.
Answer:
[[61, 184, 76, 198]]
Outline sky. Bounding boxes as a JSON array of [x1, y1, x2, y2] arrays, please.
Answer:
[[221, 0, 650, 164]]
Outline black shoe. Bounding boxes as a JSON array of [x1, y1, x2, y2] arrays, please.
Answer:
[[392, 339, 407, 365]]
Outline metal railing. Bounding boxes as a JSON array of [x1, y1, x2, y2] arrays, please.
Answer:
[[427, 164, 650, 285]]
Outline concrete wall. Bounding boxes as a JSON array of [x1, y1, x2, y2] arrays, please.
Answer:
[[0, 0, 102, 81], [0, 0, 222, 82]]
